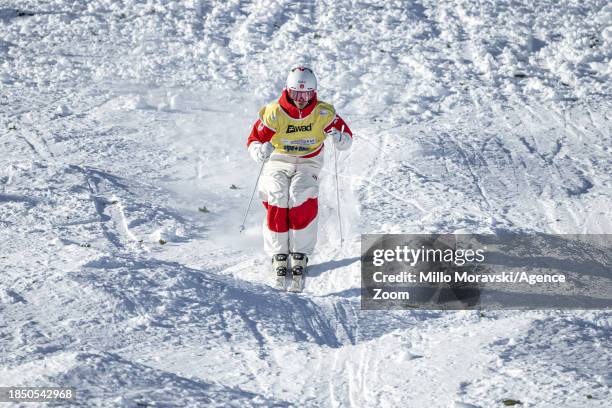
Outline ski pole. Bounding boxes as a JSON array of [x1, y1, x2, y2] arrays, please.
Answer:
[[333, 125, 344, 246], [239, 159, 266, 233]]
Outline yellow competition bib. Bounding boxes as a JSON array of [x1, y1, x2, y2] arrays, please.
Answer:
[[259, 101, 336, 156]]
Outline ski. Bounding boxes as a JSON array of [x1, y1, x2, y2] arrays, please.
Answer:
[[270, 253, 307, 292], [272, 254, 289, 290], [287, 253, 308, 292], [287, 271, 305, 292], [275, 274, 287, 290]]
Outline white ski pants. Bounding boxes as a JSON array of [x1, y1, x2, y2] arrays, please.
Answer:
[[259, 159, 321, 256]]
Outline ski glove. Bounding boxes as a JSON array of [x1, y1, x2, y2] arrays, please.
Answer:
[[248, 141, 275, 163], [326, 128, 352, 151]]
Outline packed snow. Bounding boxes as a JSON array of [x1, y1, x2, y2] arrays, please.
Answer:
[[1, 0, 611, 407]]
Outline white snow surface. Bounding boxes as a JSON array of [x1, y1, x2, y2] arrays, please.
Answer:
[[1, 0, 611, 407]]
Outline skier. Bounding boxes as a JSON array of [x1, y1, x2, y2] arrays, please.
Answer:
[[247, 66, 353, 289]]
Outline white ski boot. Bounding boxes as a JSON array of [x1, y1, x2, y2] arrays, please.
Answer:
[[288, 252, 307, 292], [272, 254, 288, 289]]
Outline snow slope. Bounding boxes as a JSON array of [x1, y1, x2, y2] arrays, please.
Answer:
[[1, 0, 611, 406]]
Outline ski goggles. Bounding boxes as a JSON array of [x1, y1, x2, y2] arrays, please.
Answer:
[[288, 88, 315, 103]]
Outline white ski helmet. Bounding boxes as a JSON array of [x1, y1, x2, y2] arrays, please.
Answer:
[[286, 66, 317, 92], [286, 67, 317, 103]]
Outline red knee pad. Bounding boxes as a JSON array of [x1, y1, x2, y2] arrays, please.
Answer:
[[288, 198, 318, 230]]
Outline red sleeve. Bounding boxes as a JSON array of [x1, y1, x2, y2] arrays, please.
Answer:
[[247, 119, 276, 147], [324, 114, 353, 137]]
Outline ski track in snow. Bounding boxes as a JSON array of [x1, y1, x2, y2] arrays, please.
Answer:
[[1, 0, 611, 406]]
